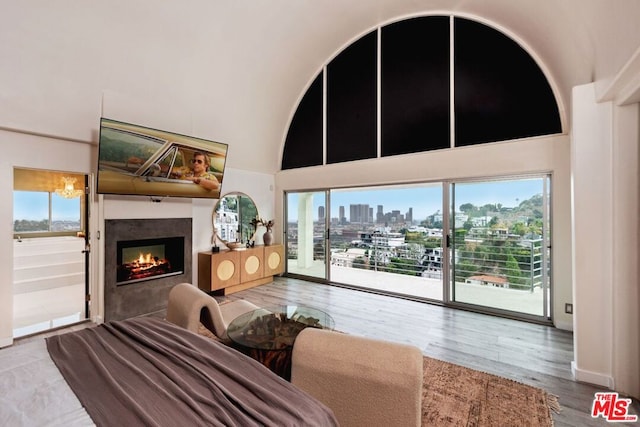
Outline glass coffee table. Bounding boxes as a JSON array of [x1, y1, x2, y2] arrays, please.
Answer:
[[227, 305, 335, 380]]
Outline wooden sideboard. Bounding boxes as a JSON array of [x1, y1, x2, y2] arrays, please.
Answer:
[[198, 244, 284, 295]]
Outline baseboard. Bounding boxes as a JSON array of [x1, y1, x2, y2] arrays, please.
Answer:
[[0, 336, 13, 348], [214, 276, 273, 296], [571, 361, 615, 389], [553, 319, 573, 331]]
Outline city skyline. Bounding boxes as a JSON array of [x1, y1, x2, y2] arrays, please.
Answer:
[[287, 178, 545, 222]]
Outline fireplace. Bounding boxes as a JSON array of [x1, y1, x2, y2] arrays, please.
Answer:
[[104, 218, 192, 321], [117, 237, 184, 285]]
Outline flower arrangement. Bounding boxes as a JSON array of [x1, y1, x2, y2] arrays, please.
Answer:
[[251, 217, 274, 230]]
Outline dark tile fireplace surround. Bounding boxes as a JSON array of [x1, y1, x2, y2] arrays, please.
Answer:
[[105, 218, 192, 321]]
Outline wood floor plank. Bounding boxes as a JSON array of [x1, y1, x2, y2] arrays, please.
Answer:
[[229, 277, 639, 426]]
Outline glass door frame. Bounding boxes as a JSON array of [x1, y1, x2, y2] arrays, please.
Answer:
[[443, 173, 552, 323], [284, 189, 330, 282]]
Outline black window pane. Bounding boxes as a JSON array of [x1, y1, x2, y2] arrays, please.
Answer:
[[454, 18, 561, 146], [282, 73, 324, 170], [327, 31, 377, 164], [382, 16, 450, 156]]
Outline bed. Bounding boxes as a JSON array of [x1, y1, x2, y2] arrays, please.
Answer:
[[0, 317, 338, 426]]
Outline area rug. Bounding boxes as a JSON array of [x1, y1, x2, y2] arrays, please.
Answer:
[[197, 324, 559, 426], [421, 357, 559, 427]]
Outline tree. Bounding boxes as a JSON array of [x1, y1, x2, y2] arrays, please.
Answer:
[[14, 219, 49, 232], [505, 254, 525, 287], [387, 257, 419, 276], [526, 219, 543, 236], [511, 222, 527, 236], [481, 203, 497, 215], [455, 260, 479, 282], [404, 231, 423, 243], [223, 197, 237, 211], [473, 245, 492, 266], [459, 203, 476, 213], [454, 228, 467, 240]]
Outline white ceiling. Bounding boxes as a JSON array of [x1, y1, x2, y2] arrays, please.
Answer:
[[2, 0, 640, 173]]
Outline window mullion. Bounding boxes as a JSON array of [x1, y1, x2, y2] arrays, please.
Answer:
[[49, 192, 53, 232]]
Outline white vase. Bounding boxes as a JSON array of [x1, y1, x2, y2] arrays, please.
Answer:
[[252, 225, 267, 245]]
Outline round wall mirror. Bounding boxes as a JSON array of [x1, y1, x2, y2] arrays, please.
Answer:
[[212, 192, 258, 245]]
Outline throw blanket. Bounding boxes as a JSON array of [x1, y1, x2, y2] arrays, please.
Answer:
[[46, 317, 338, 427]]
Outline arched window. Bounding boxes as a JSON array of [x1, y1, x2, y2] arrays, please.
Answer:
[[282, 16, 561, 170]]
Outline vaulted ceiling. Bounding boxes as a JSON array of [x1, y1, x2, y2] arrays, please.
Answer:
[[2, 1, 640, 173]]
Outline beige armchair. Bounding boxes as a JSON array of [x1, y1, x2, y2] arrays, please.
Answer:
[[166, 282, 258, 342], [291, 328, 423, 427]]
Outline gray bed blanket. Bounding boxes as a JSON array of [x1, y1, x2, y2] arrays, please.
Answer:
[[46, 317, 338, 427]]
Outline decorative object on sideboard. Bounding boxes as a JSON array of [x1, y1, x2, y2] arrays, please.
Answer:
[[210, 229, 227, 252], [225, 241, 245, 250], [263, 219, 274, 246], [252, 218, 274, 246], [252, 224, 267, 245]]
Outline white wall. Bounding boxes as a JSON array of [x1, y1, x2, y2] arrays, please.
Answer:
[[571, 82, 640, 399], [611, 102, 640, 398], [275, 134, 574, 329], [4, 2, 640, 177], [571, 83, 614, 388]]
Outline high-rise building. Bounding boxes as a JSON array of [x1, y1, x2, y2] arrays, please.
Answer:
[[349, 204, 370, 223], [339, 206, 345, 224], [376, 205, 384, 223], [406, 207, 413, 223], [318, 206, 325, 221]]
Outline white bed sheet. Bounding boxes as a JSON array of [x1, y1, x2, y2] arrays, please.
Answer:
[[0, 339, 94, 426]]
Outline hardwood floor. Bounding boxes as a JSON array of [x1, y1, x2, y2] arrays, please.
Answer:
[[11, 277, 637, 426], [225, 277, 639, 427]]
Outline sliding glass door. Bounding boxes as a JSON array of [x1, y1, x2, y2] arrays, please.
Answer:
[[328, 184, 444, 300], [283, 174, 552, 322], [285, 184, 445, 300], [449, 176, 551, 318]]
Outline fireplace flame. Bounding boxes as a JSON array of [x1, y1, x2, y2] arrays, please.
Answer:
[[138, 253, 153, 265], [120, 250, 171, 283], [134, 252, 159, 268]]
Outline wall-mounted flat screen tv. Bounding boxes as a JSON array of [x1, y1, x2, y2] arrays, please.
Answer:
[[97, 118, 228, 199]]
